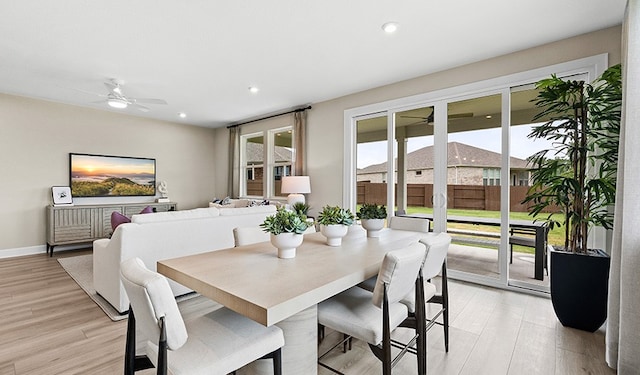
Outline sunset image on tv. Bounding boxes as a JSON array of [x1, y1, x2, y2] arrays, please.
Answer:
[[70, 154, 156, 197]]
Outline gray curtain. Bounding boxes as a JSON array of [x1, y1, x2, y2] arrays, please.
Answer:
[[294, 110, 307, 176], [606, 0, 640, 372], [228, 126, 240, 197]]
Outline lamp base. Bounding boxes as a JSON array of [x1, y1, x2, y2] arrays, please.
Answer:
[[287, 194, 305, 206]]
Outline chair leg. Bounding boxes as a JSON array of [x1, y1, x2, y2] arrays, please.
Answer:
[[415, 273, 427, 375], [273, 348, 282, 375], [442, 264, 450, 353], [318, 323, 325, 343], [124, 307, 136, 375], [382, 285, 392, 375], [157, 317, 168, 375]]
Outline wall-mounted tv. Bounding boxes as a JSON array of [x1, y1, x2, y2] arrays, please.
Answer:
[[70, 153, 156, 197]]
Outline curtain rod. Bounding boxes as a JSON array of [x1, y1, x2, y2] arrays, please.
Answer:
[[226, 106, 312, 128]]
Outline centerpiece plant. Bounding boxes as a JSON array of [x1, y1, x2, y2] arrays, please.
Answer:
[[523, 63, 621, 331], [357, 203, 387, 237], [317, 205, 355, 246], [260, 208, 309, 258]]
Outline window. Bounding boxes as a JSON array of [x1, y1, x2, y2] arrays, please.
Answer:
[[240, 127, 294, 198], [415, 170, 422, 176], [517, 171, 529, 186], [483, 168, 501, 186]]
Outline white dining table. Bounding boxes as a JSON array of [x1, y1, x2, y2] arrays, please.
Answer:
[[157, 227, 421, 375]]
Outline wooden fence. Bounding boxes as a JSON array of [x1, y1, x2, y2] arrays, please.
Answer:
[[357, 181, 556, 213]]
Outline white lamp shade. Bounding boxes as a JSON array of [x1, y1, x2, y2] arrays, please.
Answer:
[[281, 176, 311, 194], [281, 176, 310, 206]]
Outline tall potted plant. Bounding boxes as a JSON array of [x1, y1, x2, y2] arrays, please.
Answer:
[[523, 64, 621, 331]]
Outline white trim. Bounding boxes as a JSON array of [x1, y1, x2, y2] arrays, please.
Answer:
[[0, 244, 90, 259]]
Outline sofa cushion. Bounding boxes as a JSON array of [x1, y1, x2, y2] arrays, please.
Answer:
[[218, 205, 277, 216], [132, 207, 220, 224]]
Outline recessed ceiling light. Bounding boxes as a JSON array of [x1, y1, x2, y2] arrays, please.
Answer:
[[249, 86, 259, 94], [382, 22, 399, 33], [486, 115, 492, 119], [178, 112, 187, 118]]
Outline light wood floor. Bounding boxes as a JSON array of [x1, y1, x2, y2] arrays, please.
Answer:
[[0, 249, 615, 375]]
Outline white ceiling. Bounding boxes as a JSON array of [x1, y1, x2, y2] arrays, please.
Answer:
[[0, 0, 626, 128]]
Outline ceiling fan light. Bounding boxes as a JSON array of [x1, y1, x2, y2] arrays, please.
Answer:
[[382, 22, 399, 33], [107, 98, 127, 109]]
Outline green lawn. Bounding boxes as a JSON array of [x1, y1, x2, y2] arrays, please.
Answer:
[[402, 206, 565, 254]]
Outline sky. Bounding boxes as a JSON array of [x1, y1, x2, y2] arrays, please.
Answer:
[[357, 124, 555, 169]]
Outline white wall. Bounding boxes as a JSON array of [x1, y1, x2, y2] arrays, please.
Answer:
[[0, 94, 217, 255]]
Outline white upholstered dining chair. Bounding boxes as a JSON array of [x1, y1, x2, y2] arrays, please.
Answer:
[[317, 242, 427, 375], [233, 226, 270, 246], [120, 257, 284, 375]]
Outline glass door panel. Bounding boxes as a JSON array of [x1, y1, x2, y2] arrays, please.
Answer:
[[445, 94, 503, 281], [355, 113, 388, 214], [270, 128, 293, 198], [393, 106, 435, 217]]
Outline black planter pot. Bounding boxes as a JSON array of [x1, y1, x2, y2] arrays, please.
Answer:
[[550, 247, 611, 332]]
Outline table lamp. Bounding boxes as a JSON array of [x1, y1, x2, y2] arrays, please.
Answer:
[[281, 176, 311, 206]]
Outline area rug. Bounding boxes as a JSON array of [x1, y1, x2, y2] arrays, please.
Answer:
[[58, 254, 199, 321]]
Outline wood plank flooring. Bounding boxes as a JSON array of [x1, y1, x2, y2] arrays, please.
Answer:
[[0, 249, 615, 374]]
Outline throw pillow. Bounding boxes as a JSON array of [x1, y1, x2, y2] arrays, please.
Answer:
[[221, 196, 231, 205], [111, 206, 155, 232], [139, 205, 154, 214], [110, 211, 131, 231]]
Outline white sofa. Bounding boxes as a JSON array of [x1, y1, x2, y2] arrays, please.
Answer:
[[93, 205, 277, 313]]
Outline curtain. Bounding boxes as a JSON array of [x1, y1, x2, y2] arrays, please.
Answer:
[[228, 126, 240, 197], [294, 110, 307, 176], [606, 0, 640, 372]]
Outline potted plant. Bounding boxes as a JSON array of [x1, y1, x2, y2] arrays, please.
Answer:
[[357, 203, 387, 238], [260, 208, 309, 258], [523, 64, 621, 331], [317, 205, 355, 246]]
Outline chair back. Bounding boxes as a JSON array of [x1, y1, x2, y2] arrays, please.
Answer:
[[372, 242, 426, 308], [420, 233, 452, 280], [120, 257, 188, 351], [233, 226, 270, 246], [389, 216, 430, 233]]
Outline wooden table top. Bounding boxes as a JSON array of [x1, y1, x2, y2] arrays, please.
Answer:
[[157, 228, 421, 326]]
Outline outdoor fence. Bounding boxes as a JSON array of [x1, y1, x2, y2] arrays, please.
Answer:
[[357, 181, 557, 213]]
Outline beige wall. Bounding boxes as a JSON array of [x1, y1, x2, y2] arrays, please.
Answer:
[[214, 26, 622, 217], [0, 94, 216, 254]]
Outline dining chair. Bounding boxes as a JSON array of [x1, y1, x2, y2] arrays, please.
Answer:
[[389, 215, 431, 233], [402, 233, 452, 353], [233, 226, 270, 246], [120, 257, 284, 375], [359, 232, 452, 353], [317, 242, 427, 375]]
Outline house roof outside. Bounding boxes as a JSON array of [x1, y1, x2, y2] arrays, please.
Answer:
[[357, 142, 530, 174], [246, 142, 292, 164]]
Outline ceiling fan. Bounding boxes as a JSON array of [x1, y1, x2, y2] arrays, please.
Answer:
[[401, 109, 473, 126], [75, 79, 167, 112]]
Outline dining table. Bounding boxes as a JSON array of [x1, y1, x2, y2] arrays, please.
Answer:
[[157, 226, 422, 375]]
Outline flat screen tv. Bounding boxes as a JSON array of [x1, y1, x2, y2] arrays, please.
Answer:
[[70, 153, 156, 197]]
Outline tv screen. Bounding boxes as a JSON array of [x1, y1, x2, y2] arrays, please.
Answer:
[[70, 153, 156, 197]]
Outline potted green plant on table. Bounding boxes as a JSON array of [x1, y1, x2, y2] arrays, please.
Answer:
[[260, 208, 309, 259], [523, 63, 621, 332], [317, 205, 355, 246], [357, 203, 387, 238]]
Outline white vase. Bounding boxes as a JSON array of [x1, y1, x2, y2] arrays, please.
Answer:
[[270, 233, 304, 259], [320, 224, 349, 246], [361, 219, 384, 238]]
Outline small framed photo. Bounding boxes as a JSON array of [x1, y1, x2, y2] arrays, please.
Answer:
[[51, 186, 73, 205]]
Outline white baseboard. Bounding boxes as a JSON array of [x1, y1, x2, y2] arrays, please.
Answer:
[[0, 244, 90, 259]]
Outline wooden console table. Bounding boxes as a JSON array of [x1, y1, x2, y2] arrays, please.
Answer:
[[46, 202, 177, 256]]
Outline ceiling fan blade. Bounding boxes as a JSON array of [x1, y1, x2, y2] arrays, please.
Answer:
[[129, 103, 150, 112], [449, 112, 474, 119], [104, 80, 119, 92], [91, 99, 108, 104], [63, 87, 108, 97], [132, 98, 167, 105]]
